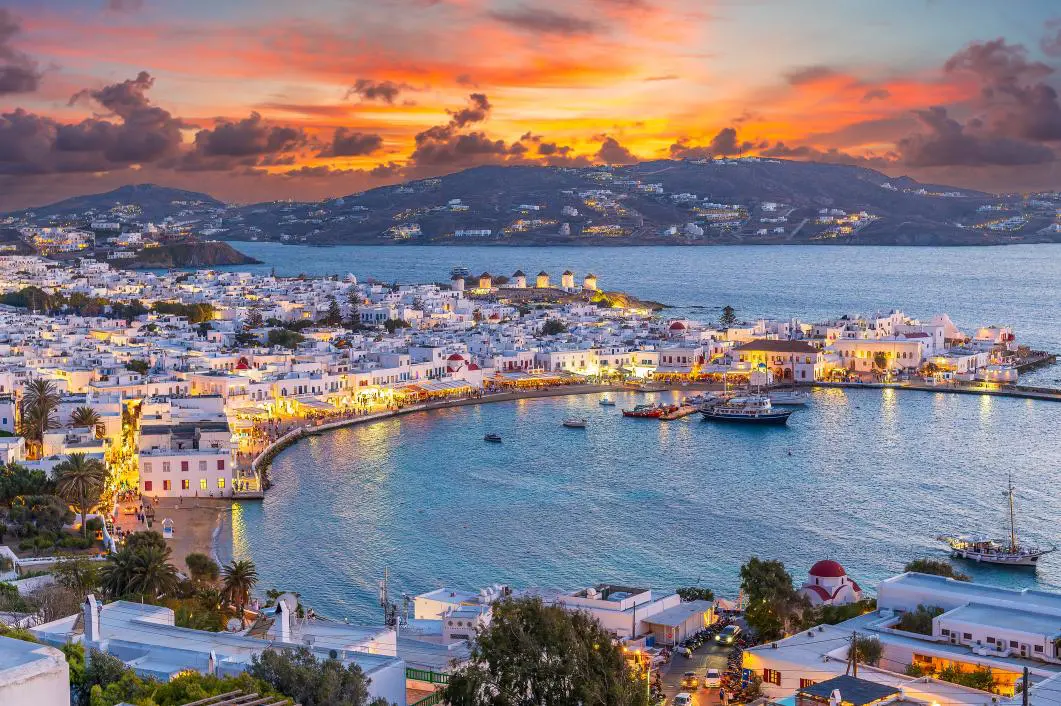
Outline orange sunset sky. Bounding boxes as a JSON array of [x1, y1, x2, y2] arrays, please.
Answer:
[[1, 0, 1060, 208]]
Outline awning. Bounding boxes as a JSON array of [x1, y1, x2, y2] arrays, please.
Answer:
[[290, 397, 336, 411]]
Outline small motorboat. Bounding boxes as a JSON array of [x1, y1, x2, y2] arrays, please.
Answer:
[[768, 390, 811, 406], [562, 418, 587, 428], [622, 403, 665, 418], [599, 396, 616, 406], [483, 433, 502, 443]]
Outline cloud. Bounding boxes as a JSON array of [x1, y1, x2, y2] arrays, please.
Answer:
[[454, 74, 477, 87], [1043, 18, 1061, 57], [345, 78, 413, 104], [488, 6, 600, 36], [943, 38, 1061, 142], [447, 93, 491, 127], [181, 111, 306, 170], [760, 141, 893, 168], [862, 88, 891, 102], [784, 65, 836, 85], [896, 106, 1054, 167], [319, 128, 384, 157], [595, 135, 637, 164], [106, 0, 144, 11], [411, 130, 515, 166], [669, 127, 749, 159], [0, 9, 42, 95], [644, 74, 678, 82]]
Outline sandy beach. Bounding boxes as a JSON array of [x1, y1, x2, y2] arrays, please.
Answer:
[[113, 498, 233, 574]]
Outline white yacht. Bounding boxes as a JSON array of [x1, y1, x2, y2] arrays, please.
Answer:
[[768, 390, 811, 406]]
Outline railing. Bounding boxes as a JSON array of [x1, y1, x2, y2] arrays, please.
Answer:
[[406, 668, 450, 685], [15, 554, 109, 567]]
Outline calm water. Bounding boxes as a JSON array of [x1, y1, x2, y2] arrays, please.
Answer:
[[230, 388, 1061, 622], [219, 243, 1061, 620]]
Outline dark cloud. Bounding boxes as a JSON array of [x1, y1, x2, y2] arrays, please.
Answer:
[[862, 88, 891, 102], [411, 130, 515, 166], [0, 9, 42, 95], [943, 38, 1061, 142], [760, 141, 892, 168], [896, 106, 1054, 167], [644, 74, 678, 82], [455, 74, 478, 87], [448, 93, 491, 127], [784, 65, 836, 85], [345, 78, 413, 104], [488, 6, 599, 36], [181, 112, 306, 170], [369, 161, 404, 178], [1043, 18, 1061, 57], [106, 0, 144, 11], [595, 136, 637, 164], [669, 127, 753, 160], [320, 128, 384, 157]]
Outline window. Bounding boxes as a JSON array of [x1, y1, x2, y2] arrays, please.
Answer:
[[962, 633, 972, 640], [217, 459, 225, 470], [941, 629, 950, 636], [199, 460, 207, 472], [143, 462, 153, 474], [1035, 645, 1044, 653], [144, 480, 153, 491], [1010, 640, 1019, 648], [162, 462, 171, 473], [162, 480, 171, 491], [200, 479, 208, 491], [800, 679, 816, 689], [217, 478, 226, 489], [986, 636, 995, 643], [181, 461, 189, 472], [763, 669, 781, 686], [181, 479, 190, 490]]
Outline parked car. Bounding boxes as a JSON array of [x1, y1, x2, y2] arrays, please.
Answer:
[[680, 671, 700, 689], [703, 668, 722, 688], [715, 625, 742, 644], [672, 693, 693, 706]]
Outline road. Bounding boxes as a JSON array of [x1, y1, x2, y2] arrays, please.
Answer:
[[659, 642, 733, 706]]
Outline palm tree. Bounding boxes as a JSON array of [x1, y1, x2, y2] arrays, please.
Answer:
[[54, 453, 108, 538], [19, 378, 60, 456], [222, 559, 259, 628], [69, 406, 103, 437], [127, 545, 180, 600]]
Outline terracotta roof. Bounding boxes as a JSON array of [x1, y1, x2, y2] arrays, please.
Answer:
[[733, 339, 818, 353]]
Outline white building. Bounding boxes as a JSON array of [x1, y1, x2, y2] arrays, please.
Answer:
[[0, 635, 69, 706], [797, 560, 864, 606]]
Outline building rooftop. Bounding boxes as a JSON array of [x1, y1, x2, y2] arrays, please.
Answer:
[[942, 602, 1061, 637], [798, 675, 900, 706], [642, 600, 713, 627]]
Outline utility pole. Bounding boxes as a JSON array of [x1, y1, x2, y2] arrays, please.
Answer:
[[1023, 666, 1030, 706]]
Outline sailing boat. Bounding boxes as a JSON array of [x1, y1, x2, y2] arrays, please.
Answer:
[[938, 476, 1055, 567]]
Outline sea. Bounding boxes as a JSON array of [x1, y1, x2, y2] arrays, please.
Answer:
[[213, 242, 1061, 621]]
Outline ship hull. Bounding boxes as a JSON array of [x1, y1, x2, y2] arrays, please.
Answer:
[[701, 410, 792, 425], [950, 549, 1041, 567]]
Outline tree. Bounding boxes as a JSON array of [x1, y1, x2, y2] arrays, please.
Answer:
[[244, 307, 264, 329], [54, 453, 109, 539], [19, 378, 60, 452], [186, 552, 220, 584], [676, 586, 715, 602], [740, 557, 795, 604], [0, 462, 53, 502], [267, 328, 305, 350], [52, 558, 101, 597], [740, 557, 807, 639], [848, 635, 883, 667], [101, 532, 179, 600], [69, 406, 103, 437], [539, 318, 567, 336], [345, 290, 362, 330], [320, 297, 343, 326], [904, 558, 971, 581], [125, 359, 150, 375], [896, 605, 944, 635], [444, 596, 650, 706], [873, 351, 889, 371], [719, 305, 737, 328], [222, 559, 259, 628], [250, 646, 387, 706]]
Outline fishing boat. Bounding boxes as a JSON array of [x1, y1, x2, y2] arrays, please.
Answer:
[[599, 396, 616, 406], [768, 390, 811, 406], [700, 395, 793, 425], [483, 433, 502, 443], [622, 403, 665, 418], [938, 477, 1054, 567], [562, 417, 587, 428]]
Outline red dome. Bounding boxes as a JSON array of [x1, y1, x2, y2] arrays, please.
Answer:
[[447, 353, 464, 361], [809, 560, 846, 578], [235, 357, 250, 370], [669, 321, 686, 330], [467, 363, 481, 371]]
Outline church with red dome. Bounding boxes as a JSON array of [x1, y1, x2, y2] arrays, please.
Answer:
[[797, 560, 863, 606]]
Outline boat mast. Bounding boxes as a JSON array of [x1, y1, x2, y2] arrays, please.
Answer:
[[1008, 474, 1018, 553]]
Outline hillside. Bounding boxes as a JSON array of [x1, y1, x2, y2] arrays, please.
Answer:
[[114, 241, 260, 269], [6, 184, 224, 221]]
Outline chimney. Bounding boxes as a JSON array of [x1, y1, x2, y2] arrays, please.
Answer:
[[84, 594, 101, 643], [830, 689, 842, 706], [208, 650, 217, 676]]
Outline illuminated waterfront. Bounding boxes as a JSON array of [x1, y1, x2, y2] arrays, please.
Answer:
[[229, 386, 1061, 622]]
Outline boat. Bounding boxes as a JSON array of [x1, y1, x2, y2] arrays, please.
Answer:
[[599, 396, 616, 406], [483, 433, 502, 443], [700, 395, 793, 425], [768, 390, 811, 406], [562, 418, 587, 428], [622, 403, 666, 418], [938, 477, 1055, 567]]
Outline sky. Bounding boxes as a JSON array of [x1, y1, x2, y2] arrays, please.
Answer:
[[1, 0, 1060, 208]]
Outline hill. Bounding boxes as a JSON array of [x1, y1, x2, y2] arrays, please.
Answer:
[[114, 241, 260, 269], [5, 184, 224, 221]]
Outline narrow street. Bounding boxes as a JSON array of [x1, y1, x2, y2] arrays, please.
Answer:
[[659, 642, 732, 706]]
